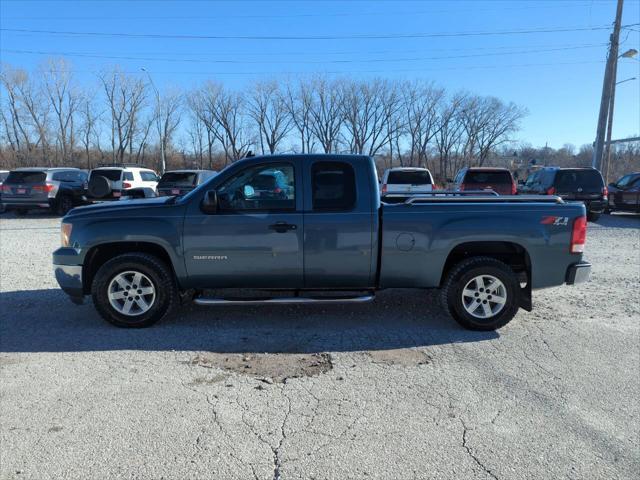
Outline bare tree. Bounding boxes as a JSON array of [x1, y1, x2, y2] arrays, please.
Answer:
[[0, 67, 36, 165], [78, 93, 102, 169], [248, 80, 292, 155], [403, 81, 445, 168], [43, 59, 80, 165], [187, 89, 217, 168], [153, 89, 182, 170], [100, 68, 147, 163], [284, 79, 315, 153], [186, 109, 206, 168], [341, 79, 394, 156], [198, 82, 253, 164], [435, 92, 466, 179], [308, 77, 343, 154], [460, 96, 527, 166]]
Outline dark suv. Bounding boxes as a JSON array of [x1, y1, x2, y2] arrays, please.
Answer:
[[453, 167, 517, 195], [606, 172, 640, 213], [0, 168, 88, 215], [156, 169, 217, 197], [519, 167, 607, 221]]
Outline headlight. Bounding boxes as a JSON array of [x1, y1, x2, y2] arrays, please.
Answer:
[[61, 223, 72, 247]]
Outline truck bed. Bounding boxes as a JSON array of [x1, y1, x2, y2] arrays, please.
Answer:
[[379, 199, 586, 289]]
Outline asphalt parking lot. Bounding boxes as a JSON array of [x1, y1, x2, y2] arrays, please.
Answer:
[[0, 212, 638, 480]]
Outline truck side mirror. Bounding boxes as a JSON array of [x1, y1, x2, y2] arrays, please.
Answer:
[[201, 190, 218, 214]]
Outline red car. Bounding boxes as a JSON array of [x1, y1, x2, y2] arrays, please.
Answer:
[[453, 167, 517, 195]]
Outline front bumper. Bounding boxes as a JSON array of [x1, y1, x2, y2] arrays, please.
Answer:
[[53, 247, 84, 304], [566, 261, 592, 285]]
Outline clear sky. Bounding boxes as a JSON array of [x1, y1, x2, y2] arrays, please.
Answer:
[[1, 0, 639, 149]]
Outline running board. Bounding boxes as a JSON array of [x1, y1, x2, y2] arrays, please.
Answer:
[[193, 294, 375, 306]]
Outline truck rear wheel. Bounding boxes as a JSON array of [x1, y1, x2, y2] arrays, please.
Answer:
[[91, 253, 177, 328], [441, 256, 520, 331]]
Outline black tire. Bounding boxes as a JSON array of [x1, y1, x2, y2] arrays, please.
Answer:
[[15, 208, 28, 216], [587, 212, 600, 222], [91, 253, 178, 328], [441, 256, 521, 331], [56, 195, 74, 216]]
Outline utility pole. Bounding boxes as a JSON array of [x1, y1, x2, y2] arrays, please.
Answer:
[[592, 0, 624, 171]]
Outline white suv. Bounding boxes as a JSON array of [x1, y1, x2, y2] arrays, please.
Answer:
[[380, 167, 435, 196], [87, 166, 159, 200]]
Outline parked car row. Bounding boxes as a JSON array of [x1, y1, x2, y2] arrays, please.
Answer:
[[379, 166, 639, 219], [0, 165, 217, 215]]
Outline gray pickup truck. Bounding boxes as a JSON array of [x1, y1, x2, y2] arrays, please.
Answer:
[[53, 154, 591, 330]]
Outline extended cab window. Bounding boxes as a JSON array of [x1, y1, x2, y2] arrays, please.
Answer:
[[218, 163, 295, 211], [312, 162, 356, 211]]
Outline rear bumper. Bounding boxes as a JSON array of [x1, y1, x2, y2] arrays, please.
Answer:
[[1, 199, 53, 209], [565, 261, 592, 285], [53, 247, 84, 304], [585, 200, 606, 213]]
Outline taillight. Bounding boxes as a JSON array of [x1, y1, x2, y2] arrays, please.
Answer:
[[602, 186, 608, 200], [0, 185, 10, 193], [33, 183, 55, 193], [570, 216, 587, 253], [459, 184, 466, 191], [511, 182, 517, 195], [123, 182, 132, 189], [274, 187, 282, 194], [546, 186, 556, 195], [381, 184, 387, 194]]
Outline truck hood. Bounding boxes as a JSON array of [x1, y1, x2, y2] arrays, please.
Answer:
[[67, 197, 174, 216]]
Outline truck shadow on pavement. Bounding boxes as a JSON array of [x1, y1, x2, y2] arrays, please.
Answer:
[[0, 288, 498, 353]]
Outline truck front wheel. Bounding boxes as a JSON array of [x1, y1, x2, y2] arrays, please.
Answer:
[[441, 256, 521, 331], [91, 253, 178, 328]]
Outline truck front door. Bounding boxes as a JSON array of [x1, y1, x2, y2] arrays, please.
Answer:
[[183, 160, 303, 288]]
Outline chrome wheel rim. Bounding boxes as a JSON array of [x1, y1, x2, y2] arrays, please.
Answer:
[[108, 270, 156, 316], [461, 274, 507, 319]]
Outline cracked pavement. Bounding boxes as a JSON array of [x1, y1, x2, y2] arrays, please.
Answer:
[[1, 212, 639, 479]]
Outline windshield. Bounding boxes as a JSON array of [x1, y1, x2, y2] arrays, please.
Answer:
[[615, 174, 640, 188], [91, 169, 122, 181], [159, 172, 198, 187], [5, 171, 47, 184], [387, 170, 432, 184]]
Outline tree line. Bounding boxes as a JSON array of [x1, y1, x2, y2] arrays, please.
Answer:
[[1, 58, 637, 181]]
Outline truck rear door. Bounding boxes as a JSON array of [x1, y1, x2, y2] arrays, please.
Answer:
[[303, 158, 375, 288]]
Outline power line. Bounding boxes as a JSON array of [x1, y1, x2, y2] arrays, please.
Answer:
[[0, 2, 595, 20], [3, 60, 604, 77], [0, 41, 607, 58], [0, 24, 625, 41], [0, 44, 608, 65]]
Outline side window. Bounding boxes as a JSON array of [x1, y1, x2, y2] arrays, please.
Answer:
[[139, 171, 157, 182], [52, 172, 66, 181], [312, 161, 356, 211], [218, 163, 295, 211], [123, 171, 134, 181]]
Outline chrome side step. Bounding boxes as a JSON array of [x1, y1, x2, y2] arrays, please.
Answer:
[[193, 294, 375, 306]]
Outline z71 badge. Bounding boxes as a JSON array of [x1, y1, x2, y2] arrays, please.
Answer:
[[541, 216, 569, 226]]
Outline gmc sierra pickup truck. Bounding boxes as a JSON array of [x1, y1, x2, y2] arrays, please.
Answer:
[[53, 154, 591, 330]]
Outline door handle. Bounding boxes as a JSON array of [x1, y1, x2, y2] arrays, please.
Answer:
[[268, 222, 297, 233]]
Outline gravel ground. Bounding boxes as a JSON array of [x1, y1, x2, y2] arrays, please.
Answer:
[[0, 211, 639, 480]]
